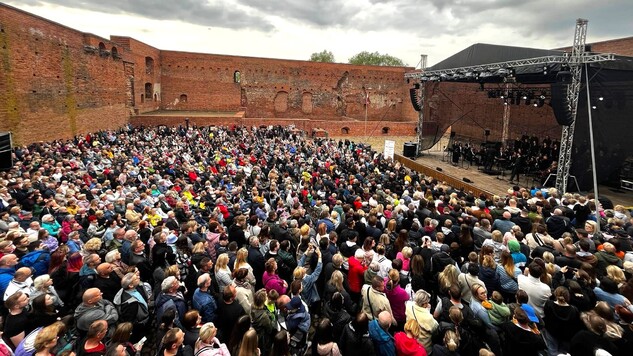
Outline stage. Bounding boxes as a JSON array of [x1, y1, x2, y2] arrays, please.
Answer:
[[411, 149, 633, 207]]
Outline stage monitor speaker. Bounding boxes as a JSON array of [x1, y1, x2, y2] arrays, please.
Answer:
[[551, 82, 574, 126], [409, 89, 422, 111], [463, 177, 473, 183], [403, 142, 418, 158], [436, 167, 443, 172], [0, 132, 12, 171]]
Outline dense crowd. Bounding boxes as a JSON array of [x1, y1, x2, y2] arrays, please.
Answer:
[[0, 125, 632, 356]]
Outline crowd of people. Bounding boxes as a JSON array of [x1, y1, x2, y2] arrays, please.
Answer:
[[0, 124, 632, 356]]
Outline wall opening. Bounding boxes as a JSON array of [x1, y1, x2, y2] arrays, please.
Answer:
[[145, 56, 154, 75], [382, 127, 390, 134], [154, 93, 158, 102], [111, 47, 119, 59], [301, 92, 313, 114], [274, 91, 289, 113], [140, 94, 144, 103], [180, 94, 188, 103], [234, 71, 241, 83], [98, 42, 109, 57], [144, 83, 152, 102], [341, 127, 350, 134]]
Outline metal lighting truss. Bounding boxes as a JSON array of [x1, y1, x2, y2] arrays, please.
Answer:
[[406, 19, 616, 193], [555, 19, 587, 193], [415, 83, 425, 156], [404, 53, 614, 80]]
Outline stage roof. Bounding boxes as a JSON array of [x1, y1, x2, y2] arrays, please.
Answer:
[[428, 43, 565, 71]]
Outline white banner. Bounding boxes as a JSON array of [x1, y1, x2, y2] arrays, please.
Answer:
[[384, 140, 395, 160]]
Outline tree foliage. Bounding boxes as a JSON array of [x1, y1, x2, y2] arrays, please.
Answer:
[[309, 50, 335, 63], [348, 51, 406, 66]]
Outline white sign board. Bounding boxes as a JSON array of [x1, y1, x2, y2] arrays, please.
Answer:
[[384, 140, 395, 160]]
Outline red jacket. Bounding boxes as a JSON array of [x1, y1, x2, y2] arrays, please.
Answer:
[[394, 332, 427, 356], [348, 256, 367, 293]]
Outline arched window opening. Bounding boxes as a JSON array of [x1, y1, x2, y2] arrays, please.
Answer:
[[180, 94, 188, 103], [382, 127, 390, 134], [341, 127, 350, 135], [145, 56, 154, 75], [234, 71, 241, 83], [144, 83, 152, 102], [111, 47, 120, 60]]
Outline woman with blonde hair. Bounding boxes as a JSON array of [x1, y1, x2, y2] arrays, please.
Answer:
[[438, 264, 460, 297], [30, 274, 64, 310], [394, 319, 426, 355], [33, 323, 61, 356], [234, 248, 256, 290], [433, 330, 460, 356], [324, 270, 355, 314], [214, 253, 233, 293], [478, 255, 500, 298], [237, 329, 259, 356], [606, 265, 626, 286], [194, 322, 230, 356]]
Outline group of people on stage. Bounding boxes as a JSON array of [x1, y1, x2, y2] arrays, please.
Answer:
[[448, 135, 561, 184]]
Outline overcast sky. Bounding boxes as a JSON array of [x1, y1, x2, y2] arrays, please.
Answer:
[[8, 0, 633, 67]]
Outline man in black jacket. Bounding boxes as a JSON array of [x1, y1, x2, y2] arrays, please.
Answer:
[[113, 272, 150, 342]]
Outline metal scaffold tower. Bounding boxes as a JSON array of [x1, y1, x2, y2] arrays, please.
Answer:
[[555, 19, 588, 193], [405, 18, 616, 194]]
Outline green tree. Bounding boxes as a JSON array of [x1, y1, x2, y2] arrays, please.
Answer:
[[309, 50, 335, 63], [348, 51, 406, 66]]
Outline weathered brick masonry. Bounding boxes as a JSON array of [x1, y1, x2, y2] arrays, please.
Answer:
[[1, 3, 632, 145]]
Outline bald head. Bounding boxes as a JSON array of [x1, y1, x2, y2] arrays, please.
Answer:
[[14, 267, 33, 282], [378, 311, 392, 329], [502, 211, 511, 219], [277, 295, 291, 309], [0, 254, 18, 267], [96, 263, 112, 277], [82, 288, 102, 305]]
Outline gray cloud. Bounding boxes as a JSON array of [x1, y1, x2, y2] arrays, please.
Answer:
[[238, 0, 362, 27], [18, 0, 274, 31]]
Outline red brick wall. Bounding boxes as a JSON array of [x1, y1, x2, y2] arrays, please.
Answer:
[[0, 4, 129, 145], [558, 36, 633, 57], [110, 36, 162, 113], [423, 82, 562, 143], [159, 51, 419, 123]]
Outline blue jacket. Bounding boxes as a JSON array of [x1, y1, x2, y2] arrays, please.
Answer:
[[192, 288, 218, 323], [298, 255, 322, 305], [368, 319, 395, 356], [286, 301, 311, 334], [0, 267, 16, 297]]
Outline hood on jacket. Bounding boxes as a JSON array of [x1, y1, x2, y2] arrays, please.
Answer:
[[394, 332, 425, 356], [368, 319, 392, 343]]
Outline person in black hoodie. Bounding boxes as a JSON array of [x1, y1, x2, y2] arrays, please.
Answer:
[[338, 312, 376, 356], [500, 307, 546, 356], [570, 312, 618, 356], [543, 286, 581, 356]]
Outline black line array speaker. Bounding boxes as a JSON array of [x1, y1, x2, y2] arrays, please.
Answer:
[[403, 142, 418, 158], [409, 89, 421, 111], [0, 132, 12, 171], [0, 132, 13, 171], [551, 82, 574, 126]]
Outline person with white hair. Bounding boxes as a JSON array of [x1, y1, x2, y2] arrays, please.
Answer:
[[192, 274, 217, 323], [155, 275, 187, 327], [405, 289, 438, 354], [29, 274, 64, 309]]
